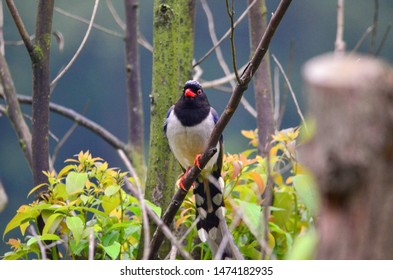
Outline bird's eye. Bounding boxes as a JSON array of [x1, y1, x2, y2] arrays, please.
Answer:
[[197, 89, 202, 95]]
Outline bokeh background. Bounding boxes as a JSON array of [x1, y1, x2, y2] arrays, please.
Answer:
[[1, 0, 392, 255]]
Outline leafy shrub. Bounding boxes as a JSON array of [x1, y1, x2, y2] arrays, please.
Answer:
[[3, 127, 318, 260]]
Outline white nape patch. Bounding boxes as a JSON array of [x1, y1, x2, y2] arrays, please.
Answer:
[[195, 194, 205, 206], [212, 193, 223, 206], [165, 108, 220, 171], [208, 227, 217, 240], [197, 207, 207, 219], [198, 228, 208, 242], [215, 206, 225, 219]]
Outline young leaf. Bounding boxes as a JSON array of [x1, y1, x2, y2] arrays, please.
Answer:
[[66, 172, 88, 194], [293, 174, 320, 216], [102, 241, 120, 260], [66, 216, 84, 244]]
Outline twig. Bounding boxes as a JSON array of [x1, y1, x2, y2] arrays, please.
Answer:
[[106, 0, 126, 30], [123, 178, 192, 260], [51, 121, 79, 165], [0, 51, 33, 167], [193, 0, 258, 68], [375, 24, 391, 56], [272, 54, 308, 132], [9, 94, 128, 153], [201, 0, 256, 118], [273, 66, 280, 129], [29, 225, 47, 260], [335, 0, 346, 55], [370, 0, 379, 54], [51, 0, 100, 88], [352, 25, 374, 53], [55, 7, 123, 38], [225, 0, 240, 83], [5, 0, 34, 55], [88, 227, 95, 260], [148, 0, 293, 260]]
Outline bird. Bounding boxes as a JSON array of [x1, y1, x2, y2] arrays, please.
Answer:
[[164, 80, 241, 259]]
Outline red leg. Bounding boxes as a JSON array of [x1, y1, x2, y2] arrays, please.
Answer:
[[194, 154, 202, 170], [178, 167, 191, 191]]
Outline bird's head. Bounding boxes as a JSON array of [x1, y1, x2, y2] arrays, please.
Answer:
[[181, 80, 208, 105]]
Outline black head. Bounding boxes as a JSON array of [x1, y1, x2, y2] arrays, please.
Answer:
[[174, 80, 211, 126]]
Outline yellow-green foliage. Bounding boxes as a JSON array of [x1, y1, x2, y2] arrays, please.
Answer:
[[2, 151, 157, 260], [3, 126, 318, 260]]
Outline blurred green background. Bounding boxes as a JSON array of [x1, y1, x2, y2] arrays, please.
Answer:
[[1, 0, 392, 255]]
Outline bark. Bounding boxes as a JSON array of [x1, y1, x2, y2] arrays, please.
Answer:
[[124, 0, 145, 180], [31, 0, 55, 187], [248, 0, 274, 156], [302, 53, 393, 259], [144, 0, 195, 259]]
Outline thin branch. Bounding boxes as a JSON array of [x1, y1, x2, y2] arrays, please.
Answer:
[[88, 227, 95, 260], [272, 54, 307, 132], [55, 7, 123, 38], [335, 0, 345, 55], [200, 0, 256, 118], [106, 0, 126, 30], [51, 121, 79, 165], [29, 225, 47, 260], [5, 0, 34, 55], [51, 0, 100, 88], [0, 51, 33, 167], [225, 0, 240, 83], [375, 24, 391, 56], [9, 94, 128, 153], [193, 0, 258, 67], [201, 64, 247, 89], [352, 25, 374, 53], [148, 0, 292, 259], [370, 0, 378, 54]]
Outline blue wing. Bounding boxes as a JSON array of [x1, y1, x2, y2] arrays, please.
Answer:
[[163, 105, 174, 135]]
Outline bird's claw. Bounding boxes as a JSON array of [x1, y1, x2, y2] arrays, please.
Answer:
[[194, 154, 202, 170]]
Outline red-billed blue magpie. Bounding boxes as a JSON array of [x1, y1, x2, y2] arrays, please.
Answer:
[[164, 80, 240, 258]]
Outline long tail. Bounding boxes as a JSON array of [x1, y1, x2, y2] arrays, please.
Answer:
[[193, 173, 242, 259]]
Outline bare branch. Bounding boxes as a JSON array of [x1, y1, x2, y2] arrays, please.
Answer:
[[272, 54, 307, 132], [106, 0, 126, 30], [225, 0, 240, 83], [51, 0, 100, 88], [148, 0, 292, 259], [335, 0, 346, 54], [5, 0, 34, 55], [193, 0, 258, 67], [375, 24, 391, 56], [55, 7, 123, 38], [0, 52, 33, 167]]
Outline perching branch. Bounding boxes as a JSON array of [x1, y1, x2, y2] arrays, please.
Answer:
[[335, 0, 345, 54], [148, 0, 293, 259]]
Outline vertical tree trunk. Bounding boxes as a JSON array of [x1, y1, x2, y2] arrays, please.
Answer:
[[124, 0, 145, 181], [32, 0, 54, 187], [144, 0, 195, 259], [248, 0, 274, 156], [302, 53, 393, 259]]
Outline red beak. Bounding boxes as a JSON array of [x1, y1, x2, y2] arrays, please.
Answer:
[[185, 88, 196, 98]]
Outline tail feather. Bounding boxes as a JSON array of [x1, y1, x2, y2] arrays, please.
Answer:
[[193, 174, 235, 259]]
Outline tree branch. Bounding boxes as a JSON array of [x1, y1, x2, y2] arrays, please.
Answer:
[[51, 0, 100, 88], [5, 0, 34, 55], [148, 0, 292, 259]]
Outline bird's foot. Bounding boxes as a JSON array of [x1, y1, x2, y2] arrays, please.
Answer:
[[177, 167, 193, 191], [194, 154, 202, 170]]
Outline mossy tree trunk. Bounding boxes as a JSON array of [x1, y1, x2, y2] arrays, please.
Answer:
[[143, 0, 195, 259]]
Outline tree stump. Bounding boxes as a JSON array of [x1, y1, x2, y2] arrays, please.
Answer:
[[302, 53, 393, 259]]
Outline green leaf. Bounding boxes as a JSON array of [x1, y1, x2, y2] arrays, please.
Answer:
[[145, 200, 161, 217], [3, 206, 40, 239], [66, 216, 84, 244], [66, 172, 88, 194], [43, 213, 65, 235], [104, 185, 121, 197], [102, 241, 120, 260], [234, 199, 263, 239], [26, 234, 60, 247], [293, 174, 320, 216], [102, 195, 120, 215], [285, 230, 318, 260]]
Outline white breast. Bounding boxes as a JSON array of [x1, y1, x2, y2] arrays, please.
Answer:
[[166, 109, 219, 172]]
